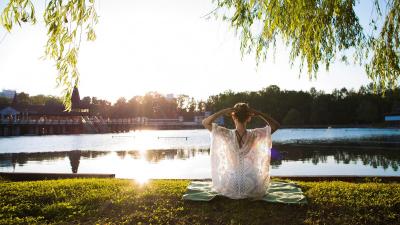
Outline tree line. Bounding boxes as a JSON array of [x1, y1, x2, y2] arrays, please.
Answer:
[[208, 84, 400, 127], [1, 83, 399, 126]]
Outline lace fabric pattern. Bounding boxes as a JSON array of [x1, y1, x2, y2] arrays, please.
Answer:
[[210, 123, 272, 199]]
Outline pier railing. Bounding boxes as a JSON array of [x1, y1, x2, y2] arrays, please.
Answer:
[[0, 117, 202, 126], [0, 119, 81, 125], [0, 117, 203, 136]]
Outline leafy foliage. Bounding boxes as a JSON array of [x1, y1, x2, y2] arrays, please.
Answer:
[[282, 108, 304, 125], [213, 0, 400, 91], [0, 178, 399, 224], [0, 0, 98, 110], [0, 0, 36, 30], [206, 84, 400, 127], [366, 0, 400, 92]]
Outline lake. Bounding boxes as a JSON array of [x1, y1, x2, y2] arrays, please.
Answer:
[[0, 128, 399, 181]]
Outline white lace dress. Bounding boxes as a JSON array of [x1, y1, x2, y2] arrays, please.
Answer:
[[210, 123, 272, 199]]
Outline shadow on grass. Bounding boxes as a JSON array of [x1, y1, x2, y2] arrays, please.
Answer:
[[181, 196, 308, 224]]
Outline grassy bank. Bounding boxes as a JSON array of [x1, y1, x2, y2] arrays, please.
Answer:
[[0, 178, 399, 225]]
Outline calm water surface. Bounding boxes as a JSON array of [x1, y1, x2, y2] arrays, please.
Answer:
[[0, 128, 399, 180]]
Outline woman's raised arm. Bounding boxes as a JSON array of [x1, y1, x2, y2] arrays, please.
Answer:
[[202, 108, 234, 131], [250, 108, 280, 134]]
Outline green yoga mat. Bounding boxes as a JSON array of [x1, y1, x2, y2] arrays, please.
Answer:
[[182, 181, 307, 204]]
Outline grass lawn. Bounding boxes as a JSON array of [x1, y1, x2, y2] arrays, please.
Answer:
[[0, 178, 399, 225]]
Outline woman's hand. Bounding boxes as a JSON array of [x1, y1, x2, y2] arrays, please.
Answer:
[[223, 107, 235, 116], [248, 108, 259, 117], [202, 107, 235, 131], [248, 108, 280, 134]]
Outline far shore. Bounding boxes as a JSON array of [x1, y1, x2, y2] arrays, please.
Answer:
[[1, 123, 399, 138]]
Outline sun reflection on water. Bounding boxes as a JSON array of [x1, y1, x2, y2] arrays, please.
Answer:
[[2, 129, 399, 178]]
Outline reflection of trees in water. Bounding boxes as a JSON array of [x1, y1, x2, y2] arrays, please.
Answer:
[[273, 144, 400, 171], [116, 151, 127, 159], [145, 150, 177, 162], [175, 149, 208, 160], [81, 151, 109, 159], [332, 150, 398, 171], [2, 145, 398, 172], [333, 150, 399, 171], [116, 149, 210, 163], [142, 149, 209, 162], [127, 151, 140, 159], [0, 149, 212, 170], [0, 152, 69, 170], [0, 150, 111, 173]]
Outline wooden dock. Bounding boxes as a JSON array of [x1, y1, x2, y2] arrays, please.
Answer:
[[0, 117, 203, 136]]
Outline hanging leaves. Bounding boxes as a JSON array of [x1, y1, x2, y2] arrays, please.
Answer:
[[0, 0, 36, 31], [214, 0, 400, 91], [366, 0, 400, 93], [43, 0, 98, 111], [1, 0, 98, 111]]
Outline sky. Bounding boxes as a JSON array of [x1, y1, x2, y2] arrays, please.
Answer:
[[0, 0, 385, 103]]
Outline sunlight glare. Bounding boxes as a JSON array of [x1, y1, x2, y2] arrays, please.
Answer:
[[134, 174, 150, 185]]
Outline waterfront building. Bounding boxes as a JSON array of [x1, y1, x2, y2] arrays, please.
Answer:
[[0, 87, 93, 136], [384, 101, 400, 127], [385, 114, 400, 127], [0, 89, 16, 99], [0, 106, 19, 121]]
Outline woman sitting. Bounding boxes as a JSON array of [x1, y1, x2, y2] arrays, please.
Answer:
[[202, 103, 280, 199]]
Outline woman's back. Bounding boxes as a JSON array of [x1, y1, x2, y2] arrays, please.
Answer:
[[210, 123, 272, 199]]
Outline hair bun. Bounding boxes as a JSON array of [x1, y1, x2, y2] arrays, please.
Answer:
[[232, 102, 251, 123]]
